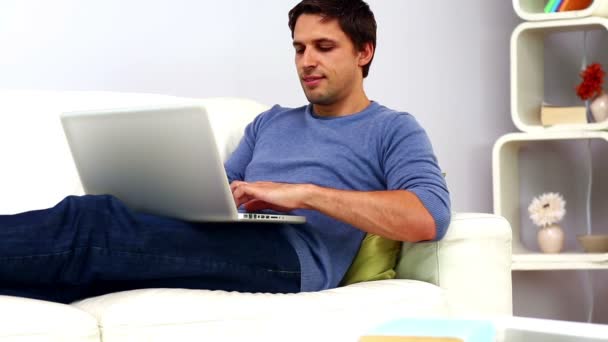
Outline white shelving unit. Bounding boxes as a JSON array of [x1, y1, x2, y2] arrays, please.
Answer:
[[511, 17, 608, 132], [512, 253, 608, 270], [493, 131, 608, 271], [513, 0, 608, 21], [496, 2, 608, 272]]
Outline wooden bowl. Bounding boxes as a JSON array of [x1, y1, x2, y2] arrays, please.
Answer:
[[577, 234, 608, 253]]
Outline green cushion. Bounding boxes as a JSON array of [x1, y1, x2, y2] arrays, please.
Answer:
[[340, 233, 402, 286]]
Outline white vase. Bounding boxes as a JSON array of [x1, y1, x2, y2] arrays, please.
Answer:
[[590, 92, 608, 123], [537, 224, 564, 253]]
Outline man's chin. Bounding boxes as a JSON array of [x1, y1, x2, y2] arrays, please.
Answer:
[[303, 91, 334, 106]]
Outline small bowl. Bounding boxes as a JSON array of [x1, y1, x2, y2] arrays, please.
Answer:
[[577, 234, 608, 253]]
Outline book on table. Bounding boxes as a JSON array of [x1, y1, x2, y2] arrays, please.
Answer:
[[361, 318, 494, 342], [540, 104, 587, 126], [360, 337, 462, 342]]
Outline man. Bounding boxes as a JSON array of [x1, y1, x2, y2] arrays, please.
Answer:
[[0, 0, 450, 303]]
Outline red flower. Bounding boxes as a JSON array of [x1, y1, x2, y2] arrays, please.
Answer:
[[576, 63, 605, 101]]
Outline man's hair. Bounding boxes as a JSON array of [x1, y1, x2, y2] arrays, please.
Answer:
[[288, 0, 377, 78]]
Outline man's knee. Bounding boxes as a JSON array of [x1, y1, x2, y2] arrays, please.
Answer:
[[59, 194, 122, 212]]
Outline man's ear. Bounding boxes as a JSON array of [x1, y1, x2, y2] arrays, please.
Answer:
[[358, 42, 374, 68]]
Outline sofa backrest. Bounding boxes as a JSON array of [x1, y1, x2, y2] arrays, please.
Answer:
[[0, 90, 268, 214], [198, 97, 269, 161]]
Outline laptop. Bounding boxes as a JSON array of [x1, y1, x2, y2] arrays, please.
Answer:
[[60, 105, 306, 224]]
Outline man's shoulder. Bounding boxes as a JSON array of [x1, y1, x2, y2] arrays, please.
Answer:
[[371, 102, 408, 115], [248, 104, 308, 133], [253, 104, 307, 123], [370, 102, 419, 127], [261, 104, 307, 116]]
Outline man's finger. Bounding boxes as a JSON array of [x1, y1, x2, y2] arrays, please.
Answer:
[[230, 181, 248, 193], [243, 199, 271, 212], [244, 200, 291, 213], [232, 186, 253, 207]]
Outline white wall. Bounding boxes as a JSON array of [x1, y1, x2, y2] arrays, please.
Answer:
[[0, 0, 519, 213], [1, 0, 606, 324]]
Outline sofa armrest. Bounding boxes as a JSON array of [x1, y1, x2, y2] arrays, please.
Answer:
[[395, 212, 512, 317]]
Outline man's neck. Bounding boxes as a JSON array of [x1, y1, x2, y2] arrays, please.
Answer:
[[312, 91, 371, 117]]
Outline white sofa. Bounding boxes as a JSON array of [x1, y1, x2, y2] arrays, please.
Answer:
[[0, 90, 512, 342]]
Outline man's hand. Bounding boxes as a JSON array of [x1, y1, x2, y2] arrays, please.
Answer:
[[230, 181, 313, 213], [230, 180, 437, 242]]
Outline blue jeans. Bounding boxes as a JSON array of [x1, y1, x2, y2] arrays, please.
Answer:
[[0, 195, 301, 303]]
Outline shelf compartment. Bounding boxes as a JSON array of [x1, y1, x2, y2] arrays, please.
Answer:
[[512, 252, 608, 270], [493, 131, 608, 259], [513, 0, 608, 21], [511, 17, 608, 132]]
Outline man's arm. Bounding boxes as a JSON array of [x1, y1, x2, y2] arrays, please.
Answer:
[[230, 181, 436, 242]]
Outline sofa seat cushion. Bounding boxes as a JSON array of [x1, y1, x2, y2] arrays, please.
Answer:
[[0, 295, 99, 341], [72, 279, 447, 342]]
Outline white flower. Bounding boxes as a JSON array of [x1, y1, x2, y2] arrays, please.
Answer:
[[528, 192, 566, 228]]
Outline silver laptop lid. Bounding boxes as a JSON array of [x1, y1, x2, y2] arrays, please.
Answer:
[[60, 105, 239, 221]]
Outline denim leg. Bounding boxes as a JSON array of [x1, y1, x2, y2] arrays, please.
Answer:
[[0, 195, 300, 303]]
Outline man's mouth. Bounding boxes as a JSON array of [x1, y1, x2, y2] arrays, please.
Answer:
[[302, 76, 324, 87]]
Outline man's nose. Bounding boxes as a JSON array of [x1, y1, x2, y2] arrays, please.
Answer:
[[300, 49, 318, 68]]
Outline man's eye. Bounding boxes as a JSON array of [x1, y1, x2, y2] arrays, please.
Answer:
[[294, 48, 304, 54], [318, 46, 334, 52]]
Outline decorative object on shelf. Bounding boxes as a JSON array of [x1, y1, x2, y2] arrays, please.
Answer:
[[544, 0, 592, 13], [559, 0, 593, 12], [544, 0, 561, 13], [514, 0, 607, 21], [576, 63, 608, 123], [577, 234, 608, 253], [590, 92, 608, 123], [540, 104, 587, 126], [528, 192, 566, 253]]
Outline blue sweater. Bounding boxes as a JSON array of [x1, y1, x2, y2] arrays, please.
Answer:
[[224, 102, 450, 292]]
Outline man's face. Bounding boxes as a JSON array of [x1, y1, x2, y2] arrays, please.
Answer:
[[292, 14, 363, 107]]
